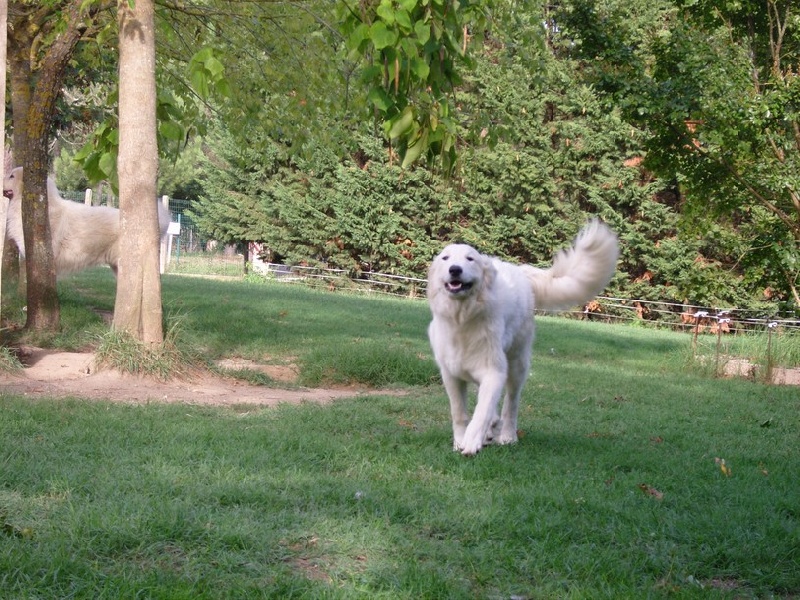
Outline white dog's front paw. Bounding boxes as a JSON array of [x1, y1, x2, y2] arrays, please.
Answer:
[[459, 432, 484, 456]]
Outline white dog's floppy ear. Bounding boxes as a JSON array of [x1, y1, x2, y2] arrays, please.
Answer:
[[426, 249, 445, 302], [479, 253, 497, 291]]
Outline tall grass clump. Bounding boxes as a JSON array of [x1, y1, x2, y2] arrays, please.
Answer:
[[94, 317, 191, 380], [0, 346, 22, 373]]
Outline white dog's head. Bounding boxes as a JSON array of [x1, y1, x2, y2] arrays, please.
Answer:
[[3, 167, 61, 203], [3, 166, 23, 203], [427, 243, 496, 305]]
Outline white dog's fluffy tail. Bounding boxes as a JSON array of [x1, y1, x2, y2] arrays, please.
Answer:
[[522, 219, 619, 312]]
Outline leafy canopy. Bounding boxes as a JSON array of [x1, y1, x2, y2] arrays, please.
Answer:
[[339, 0, 488, 171]]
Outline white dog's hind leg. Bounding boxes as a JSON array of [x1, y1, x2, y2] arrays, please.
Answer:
[[497, 388, 522, 446], [442, 374, 470, 451], [461, 372, 505, 455], [497, 350, 531, 445]]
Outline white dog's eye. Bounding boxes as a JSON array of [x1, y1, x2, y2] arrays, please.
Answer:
[[467, 256, 475, 262], [441, 255, 449, 261]]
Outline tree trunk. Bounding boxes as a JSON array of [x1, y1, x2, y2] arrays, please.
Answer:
[[8, 11, 57, 330], [0, 0, 7, 326], [114, 0, 164, 345], [7, 1, 103, 331]]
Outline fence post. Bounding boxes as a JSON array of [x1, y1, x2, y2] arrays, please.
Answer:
[[84, 188, 93, 206], [692, 310, 708, 356], [766, 321, 778, 383], [160, 195, 169, 274], [715, 312, 730, 376]]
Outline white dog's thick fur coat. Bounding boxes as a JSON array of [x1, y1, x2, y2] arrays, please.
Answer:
[[427, 220, 619, 455], [3, 167, 170, 276]]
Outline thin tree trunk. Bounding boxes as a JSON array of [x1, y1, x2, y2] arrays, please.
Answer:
[[7, 1, 103, 331], [0, 0, 7, 330], [114, 0, 164, 345]]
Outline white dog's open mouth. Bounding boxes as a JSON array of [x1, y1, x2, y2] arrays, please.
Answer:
[[2, 189, 12, 200], [446, 280, 473, 294]]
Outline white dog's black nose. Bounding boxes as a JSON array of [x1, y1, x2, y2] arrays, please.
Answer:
[[449, 265, 462, 278]]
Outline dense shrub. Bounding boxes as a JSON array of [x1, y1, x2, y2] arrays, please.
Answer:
[[189, 39, 791, 310]]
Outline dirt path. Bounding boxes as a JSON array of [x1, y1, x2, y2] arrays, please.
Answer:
[[0, 347, 383, 406], [4, 348, 795, 408]]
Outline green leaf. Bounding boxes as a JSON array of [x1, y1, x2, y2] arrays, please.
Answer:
[[410, 57, 430, 80], [401, 129, 428, 168], [400, 38, 419, 59], [73, 142, 93, 162], [389, 107, 415, 139], [376, 3, 396, 25], [98, 152, 116, 178], [81, 152, 102, 180], [368, 88, 393, 112], [190, 47, 214, 63], [414, 20, 431, 45], [190, 68, 210, 99], [215, 79, 233, 98], [370, 22, 398, 50], [395, 10, 412, 31], [159, 120, 184, 141], [360, 65, 384, 85], [347, 23, 370, 51], [204, 55, 225, 78]]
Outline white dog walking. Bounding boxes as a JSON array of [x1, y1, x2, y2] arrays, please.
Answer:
[[3, 166, 169, 276], [427, 220, 619, 455]]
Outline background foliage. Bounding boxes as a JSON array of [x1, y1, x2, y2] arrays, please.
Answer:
[[42, 0, 800, 312]]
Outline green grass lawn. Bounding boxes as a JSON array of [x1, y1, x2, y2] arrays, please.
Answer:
[[1, 270, 798, 598]]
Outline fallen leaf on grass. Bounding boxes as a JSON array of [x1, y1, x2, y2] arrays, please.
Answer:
[[638, 483, 664, 500], [714, 457, 732, 477]]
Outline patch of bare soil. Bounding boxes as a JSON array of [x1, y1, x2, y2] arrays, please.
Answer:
[[0, 347, 390, 406], [718, 356, 800, 385]]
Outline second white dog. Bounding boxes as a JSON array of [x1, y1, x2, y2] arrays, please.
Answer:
[[427, 219, 619, 455], [3, 166, 169, 276]]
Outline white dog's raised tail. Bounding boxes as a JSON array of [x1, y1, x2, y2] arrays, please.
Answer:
[[523, 219, 619, 312]]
